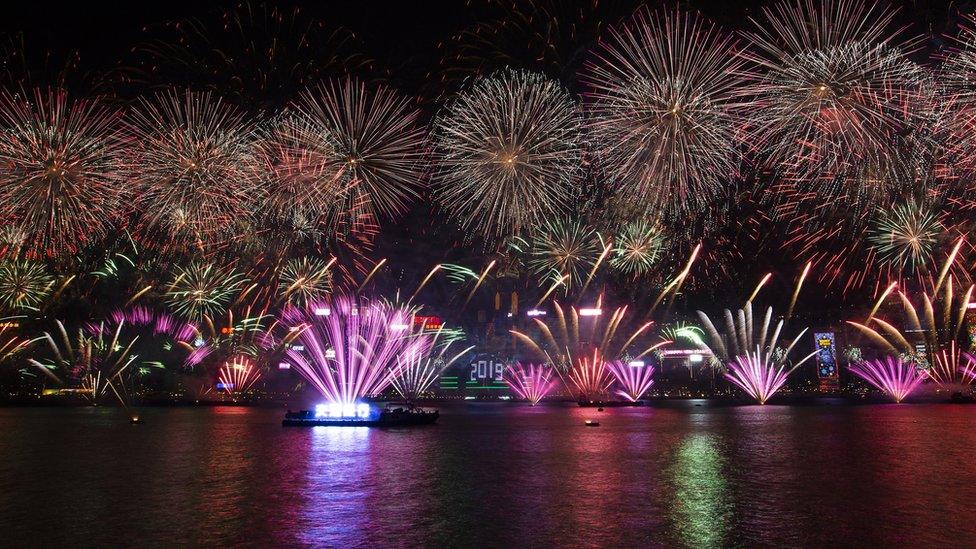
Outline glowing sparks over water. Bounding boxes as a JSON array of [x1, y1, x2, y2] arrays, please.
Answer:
[[724, 348, 810, 405]]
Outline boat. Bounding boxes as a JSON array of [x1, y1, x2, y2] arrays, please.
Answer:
[[282, 402, 439, 427], [584, 420, 600, 427], [577, 399, 643, 408]]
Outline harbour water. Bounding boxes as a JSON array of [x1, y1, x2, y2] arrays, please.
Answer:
[[1, 402, 974, 547]]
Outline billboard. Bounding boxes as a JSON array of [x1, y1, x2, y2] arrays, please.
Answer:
[[814, 332, 837, 379]]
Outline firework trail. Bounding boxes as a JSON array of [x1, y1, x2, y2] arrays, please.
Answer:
[[165, 261, 248, 321], [0, 261, 54, 311], [725, 347, 814, 404], [391, 329, 474, 401], [697, 301, 810, 367]]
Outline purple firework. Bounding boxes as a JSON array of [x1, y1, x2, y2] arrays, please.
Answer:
[[848, 356, 925, 403], [606, 360, 656, 402], [503, 363, 557, 405]]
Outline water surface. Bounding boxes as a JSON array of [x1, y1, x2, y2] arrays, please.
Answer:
[[1, 402, 973, 547]]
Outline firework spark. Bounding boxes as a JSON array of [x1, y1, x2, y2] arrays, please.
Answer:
[[0, 89, 127, 258], [848, 356, 924, 403], [391, 331, 474, 401], [278, 256, 333, 307], [867, 199, 945, 273], [432, 69, 583, 239], [518, 219, 602, 291]]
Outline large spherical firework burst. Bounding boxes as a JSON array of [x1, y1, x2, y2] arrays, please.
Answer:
[[432, 69, 583, 240], [290, 78, 426, 218], [165, 261, 247, 320], [0, 261, 53, 311], [610, 220, 664, 277], [125, 90, 261, 250], [523, 219, 602, 290], [741, 0, 922, 198], [278, 256, 333, 306], [867, 199, 945, 273], [581, 8, 747, 214], [0, 89, 126, 258]]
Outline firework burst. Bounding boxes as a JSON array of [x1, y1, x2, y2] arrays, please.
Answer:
[[165, 261, 248, 320], [290, 78, 426, 218], [724, 348, 804, 405], [610, 220, 665, 277], [125, 90, 261, 250], [867, 198, 945, 274], [518, 219, 603, 291], [0, 89, 127, 258], [741, 0, 922, 197], [277, 256, 333, 307], [582, 8, 747, 214], [0, 261, 54, 311], [432, 69, 583, 239]]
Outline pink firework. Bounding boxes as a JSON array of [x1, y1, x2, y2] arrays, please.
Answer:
[[217, 356, 261, 396], [724, 350, 792, 405], [606, 360, 656, 402], [504, 363, 557, 405], [278, 297, 433, 405], [848, 357, 925, 403]]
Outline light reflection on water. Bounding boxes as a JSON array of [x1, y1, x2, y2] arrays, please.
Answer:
[[1, 402, 976, 547]]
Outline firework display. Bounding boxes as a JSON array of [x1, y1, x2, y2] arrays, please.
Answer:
[[2, 0, 976, 410]]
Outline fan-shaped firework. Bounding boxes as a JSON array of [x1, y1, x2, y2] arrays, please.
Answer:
[[278, 256, 333, 306], [290, 78, 425, 218], [724, 348, 801, 405], [217, 355, 262, 396], [432, 69, 583, 239], [566, 350, 614, 401], [610, 220, 664, 277], [503, 362, 557, 405], [848, 356, 924, 403], [165, 261, 247, 320], [0, 261, 54, 311], [522, 219, 602, 290], [606, 359, 656, 402], [867, 199, 945, 273], [582, 8, 746, 214], [277, 297, 433, 405], [115, 1, 374, 108], [741, 0, 922, 197], [697, 301, 811, 367], [390, 330, 474, 401], [0, 89, 126, 258], [125, 90, 260, 250]]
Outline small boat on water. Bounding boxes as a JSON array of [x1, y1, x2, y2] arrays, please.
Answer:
[[282, 402, 439, 427]]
